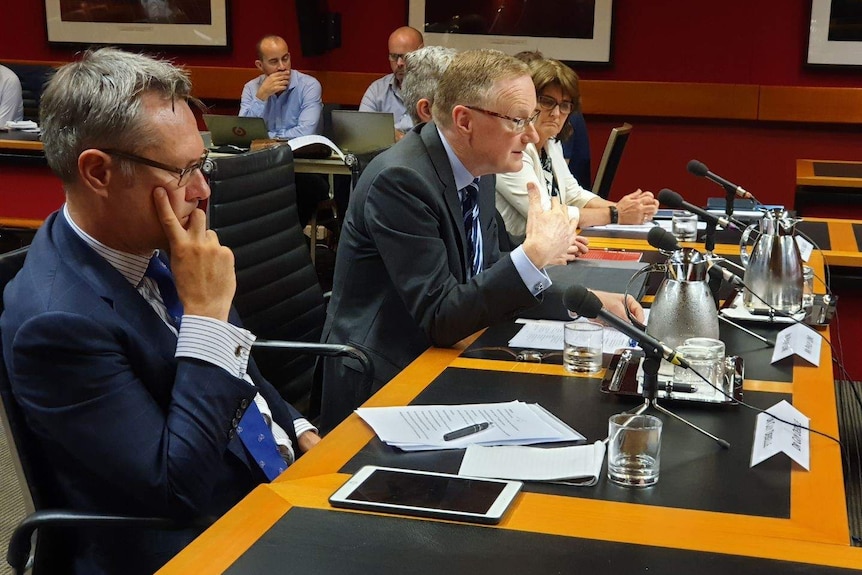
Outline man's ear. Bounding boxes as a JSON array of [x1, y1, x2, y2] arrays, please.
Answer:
[[451, 105, 473, 135], [254, 60, 264, 73], [416, 98, 433, 123], [78, 149, 115, 198]]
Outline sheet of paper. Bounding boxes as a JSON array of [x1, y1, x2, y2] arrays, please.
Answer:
[[355, 401, 584, 451], [459, 441, 606, 485], [771, 323, 821, 366], [286, 134, 345, 159], [655, 220, 708, 231], [589, 223, 659, 233], [511, 319, 640, 354], [750, 400, 810, 470]]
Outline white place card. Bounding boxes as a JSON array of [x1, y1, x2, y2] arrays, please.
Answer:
[[771, 323, 821, 366], [796, 235, 814, 262], [750, 400, 810, 470]]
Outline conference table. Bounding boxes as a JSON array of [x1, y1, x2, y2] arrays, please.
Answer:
[[157, 235, 858, 574]]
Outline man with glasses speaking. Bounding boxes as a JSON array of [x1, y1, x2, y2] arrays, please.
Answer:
[[1, 48, 319, 574], [359, 26, 424, 140], [320, 50, 643, 430]]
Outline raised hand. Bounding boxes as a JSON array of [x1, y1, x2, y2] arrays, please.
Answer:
[[153, 187, 236, 322], [522, 182, 581, 268], [256, 71, 291, 100]]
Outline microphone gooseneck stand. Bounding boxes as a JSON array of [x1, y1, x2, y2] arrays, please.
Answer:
[[629, 349, 731, 449]]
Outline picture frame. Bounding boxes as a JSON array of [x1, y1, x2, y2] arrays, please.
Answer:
[[44, 0, 229, 49], [408, 0, 613, 64], [807, 0, 862, 66]]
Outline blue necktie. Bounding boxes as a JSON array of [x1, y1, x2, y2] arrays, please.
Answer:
[[460, 179, 483, 278], [144, 255, 286, 482]]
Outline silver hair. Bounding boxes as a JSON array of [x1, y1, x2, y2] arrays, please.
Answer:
[[401, 46, 457, 124], [40, 47, 195, 183]]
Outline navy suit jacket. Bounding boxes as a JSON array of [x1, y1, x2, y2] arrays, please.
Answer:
[[1, 211, 303, 574], [320, 122, 541, 430]]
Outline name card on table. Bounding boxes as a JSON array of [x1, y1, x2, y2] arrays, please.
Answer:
[[771, 323, 821, 366], [750, 400, 810, 470]]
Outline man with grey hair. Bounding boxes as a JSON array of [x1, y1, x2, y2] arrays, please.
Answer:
[[400, 45, 457, 125], [1, 47, 319, 574], [320, 49, 643, 430]]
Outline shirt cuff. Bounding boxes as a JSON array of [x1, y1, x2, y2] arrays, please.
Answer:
[[293, 418, 318, 438], [175, 316, 256, 379], [511, 246, 552, 296]]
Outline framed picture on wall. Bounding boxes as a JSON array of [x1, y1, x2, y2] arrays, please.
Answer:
[[807, 0, 862, 66], [44, 0, 229, 48], [408, 0, 613, 64]]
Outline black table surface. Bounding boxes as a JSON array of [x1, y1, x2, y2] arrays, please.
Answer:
[[226, 507, 856, 575]]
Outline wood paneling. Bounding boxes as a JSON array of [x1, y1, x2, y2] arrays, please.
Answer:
[[760, 86, 862, 123]]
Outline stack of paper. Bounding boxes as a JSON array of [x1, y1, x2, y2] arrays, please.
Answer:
[[459, 442, 607, 486], [508, 318, 637, 353], [355, 401, 585, 452]]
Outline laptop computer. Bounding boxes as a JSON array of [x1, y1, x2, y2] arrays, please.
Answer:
[[330, 110, 395, 155], [202, 115, 270, 149]]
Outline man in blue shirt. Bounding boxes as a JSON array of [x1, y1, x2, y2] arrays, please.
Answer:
[[359, 26, 424, 140], [239, 34, 328, 225], [240, 35, 322, 139]]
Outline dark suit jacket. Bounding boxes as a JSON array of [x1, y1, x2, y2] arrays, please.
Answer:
[[320, 122, 541, 430], [0, 211, 303, 575]]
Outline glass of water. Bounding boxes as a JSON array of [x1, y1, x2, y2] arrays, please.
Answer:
[[673, 337, 726, 400], [671, 210, 698, 242], [563, 321, 603, 373], [607, 413, 662, 487]]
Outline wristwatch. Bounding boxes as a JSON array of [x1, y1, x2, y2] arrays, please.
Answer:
[[609, 205, 619, 224]]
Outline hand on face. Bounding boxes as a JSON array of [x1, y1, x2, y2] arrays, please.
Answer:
[[257, 70, 290, 100], [153, 187, 236, 322], [522, 182, 582, 268], [616, 189, 660, 225]]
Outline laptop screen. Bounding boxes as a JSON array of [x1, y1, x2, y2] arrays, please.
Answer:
[[202, 115, 270, 148], [330, 111, 395, 155]]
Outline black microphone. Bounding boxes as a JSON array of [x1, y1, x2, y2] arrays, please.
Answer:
[[657, 188, 738, 230], [563, 285, 688, 367], [647, 227, 745, 287], [646, 226, 680, 252], [687, 160, 752, 199]]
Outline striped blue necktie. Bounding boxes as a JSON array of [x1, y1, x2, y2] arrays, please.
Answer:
[[144, 255, 286, 482], [460, 178, 483, 278]]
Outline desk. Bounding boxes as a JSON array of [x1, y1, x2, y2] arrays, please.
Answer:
[[580, 219, 862, 268], [158, 250, 857, 573], [796, 159, 862, 218]]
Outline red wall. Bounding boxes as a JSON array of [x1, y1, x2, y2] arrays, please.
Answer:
[[1, 0, 860, 208]]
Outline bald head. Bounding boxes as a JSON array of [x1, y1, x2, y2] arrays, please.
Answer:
[[388, 26, 424, 84]]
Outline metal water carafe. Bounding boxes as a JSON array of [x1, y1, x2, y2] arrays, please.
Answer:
[[739, 209, 803, 314], [646, 248, 720, 350]]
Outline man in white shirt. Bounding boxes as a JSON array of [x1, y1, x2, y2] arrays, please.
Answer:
[[0, 64, 23, 125], [359, 26, 424, 140]]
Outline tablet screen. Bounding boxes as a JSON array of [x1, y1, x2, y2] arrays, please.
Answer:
[[345, 468, 508, 515]]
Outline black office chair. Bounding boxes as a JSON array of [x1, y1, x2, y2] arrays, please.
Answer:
[[0, 247, 183, 575], [206, 143, 373, 419], [592, 123, 633, 200]]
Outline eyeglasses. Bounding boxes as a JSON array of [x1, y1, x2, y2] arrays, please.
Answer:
[[388, 53, 407, 62], [464, 106, 541, 133], [102, 149, 212, 187], [537, 95, 574, 115]]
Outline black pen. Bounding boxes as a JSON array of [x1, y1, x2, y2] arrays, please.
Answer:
[[443, 422, 492, 441], [663, 382, 697, 393]]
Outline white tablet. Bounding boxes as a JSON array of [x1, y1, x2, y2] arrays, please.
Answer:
[[329, 466, 523, 525]]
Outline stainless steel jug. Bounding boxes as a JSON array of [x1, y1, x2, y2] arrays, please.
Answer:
[[739, 209, 803, 314], [646, 248, 720, 350]]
